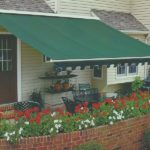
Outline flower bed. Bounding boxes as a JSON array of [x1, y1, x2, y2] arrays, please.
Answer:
[[0, 91, 150, 150]]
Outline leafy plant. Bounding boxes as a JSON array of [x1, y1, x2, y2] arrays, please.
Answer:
[[131, 77, 144, 92], [73, 141, 105, 150]]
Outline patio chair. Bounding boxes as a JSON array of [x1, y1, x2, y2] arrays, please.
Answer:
[[79, 83, 90, 91], [14, 100, 40, 111], [62, 97, 77, 114]]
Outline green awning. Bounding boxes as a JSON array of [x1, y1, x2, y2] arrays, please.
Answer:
[[0, 13, 150, 62]]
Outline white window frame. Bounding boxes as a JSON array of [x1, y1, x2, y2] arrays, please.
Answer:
[[93, 65, 103, 79], [116, 63, 138, 78], [117, 64, 127, 76], [128, 63, 138, 75], [0, 32, 22, 102]]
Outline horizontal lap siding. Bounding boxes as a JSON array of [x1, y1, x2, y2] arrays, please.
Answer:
[[131, 0, 150, 30], [59, 0, 130, 16], [107, 63, 147, 85], [21, 42, 52, 101], [131, 0, 150, 45], [45, 0, 56, 11]]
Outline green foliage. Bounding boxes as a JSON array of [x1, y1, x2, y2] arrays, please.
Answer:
[[0, 120, 14, 138], [2, 90, 150, 145], [131, 77, 144, 92], [73, 141, 105, 150]]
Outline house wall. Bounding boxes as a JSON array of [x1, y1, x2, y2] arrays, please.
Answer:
[[21, 43, 53, 101], [107, 63, 148, 85], [131, 0, 150, 44], [45, 0, 56, 12], [46, 0, 130, 16]]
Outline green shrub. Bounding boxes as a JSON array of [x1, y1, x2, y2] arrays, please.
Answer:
[[131, 77, 144, 92], [144, 128, 150, 149], [73, 141, 104, 150]]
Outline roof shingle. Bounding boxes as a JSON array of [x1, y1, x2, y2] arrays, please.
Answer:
[[92, 9, 148, 31], [0, 0, 54, 13]]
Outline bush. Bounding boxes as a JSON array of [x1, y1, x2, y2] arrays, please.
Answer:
[[73, 141, 104, 150], [131, 77, 144, 92], [144, 128, 150, 149]]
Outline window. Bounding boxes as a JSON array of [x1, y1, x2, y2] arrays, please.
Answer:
[[117, 64, 126, 75], [117, 63, 138, 77], [0, 37, 13, 71], [128, 63, 137, 74], [93, 65, 102, 78]]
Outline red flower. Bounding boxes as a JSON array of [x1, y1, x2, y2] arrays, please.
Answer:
[[66, 112, 72, 116], [24, 110, 31, 119], [119, 99, 126, 106], [42, 109, 50, 115], [33, 107, 39, 112], [142, 102, 149, 109], [29, 118, 35, 123], [16, 111, 24, 117], [92, 103, 101, 109], [83, 102, 89, 107], [56, 107, 64, 115], [113, 102, 119, 109], [104, 98, 113, 105], [36, 114, 41, 124]]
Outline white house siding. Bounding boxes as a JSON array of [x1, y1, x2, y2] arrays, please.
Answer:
[[129, 34, 146, 43], [53, 0, 130, 16], [69, 67, 92, 89], [45, 0, 56, 12], [107, 63, 148, 85], [131, 0, 150, 44], [21, 42, 53, 101]]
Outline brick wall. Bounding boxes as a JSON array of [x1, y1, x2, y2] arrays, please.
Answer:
[[1, 114, 150, 150]]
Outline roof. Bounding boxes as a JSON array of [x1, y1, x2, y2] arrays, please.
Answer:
[[0, 13, 150, 62], [0, 0, 53, 13], [92, 9, 148, 32]]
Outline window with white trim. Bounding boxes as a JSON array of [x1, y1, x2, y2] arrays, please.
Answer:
[[0, 37, 13, 71], [93, 65, 102, 78], [117, 63, 138, 77], [117, 64, 126, 76], [128, 63, 137, 74]]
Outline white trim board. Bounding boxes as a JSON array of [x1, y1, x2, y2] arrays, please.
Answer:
[[50, 56, 150, 62], [17, 39, 22, 102], [0, 32, 22, 102], [0, 9, 99, 20]]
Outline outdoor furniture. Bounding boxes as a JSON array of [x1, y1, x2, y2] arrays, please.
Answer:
[[79, 83, 90, 91], [73, 88, 100, 102], [14, 100, 40, 111], [62, 97, 78, 114]]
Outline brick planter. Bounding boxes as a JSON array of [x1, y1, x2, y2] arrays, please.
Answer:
[[1, 114, 150, 150]]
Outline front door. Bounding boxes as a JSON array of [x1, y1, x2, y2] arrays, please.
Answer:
[[0, 35, 17, 103]]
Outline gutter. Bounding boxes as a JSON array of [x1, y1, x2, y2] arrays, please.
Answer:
[[0, 9, 99, 20], [120, 30, 150, 35], [50, 56, 150, 63]]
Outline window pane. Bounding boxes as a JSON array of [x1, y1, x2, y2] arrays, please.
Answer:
[[3, 50, 7, 60], [0, 50, 2, 61], [117, 64, 126, 75], [93, 66, 102, 78], [129, 64, 137, 74], [8, 61, 12, 71], [3, 61, 7, 71]]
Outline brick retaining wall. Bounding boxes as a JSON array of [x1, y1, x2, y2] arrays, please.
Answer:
[[0, 114, 150, 150]]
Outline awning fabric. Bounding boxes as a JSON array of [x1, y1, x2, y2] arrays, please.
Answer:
[[0, 13, 150, 62]]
